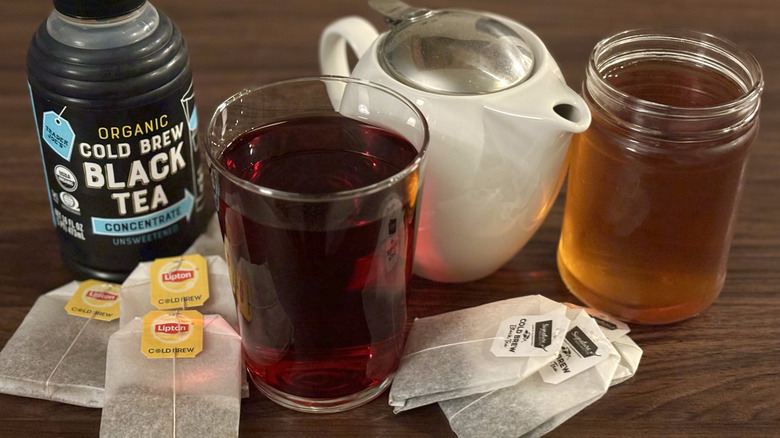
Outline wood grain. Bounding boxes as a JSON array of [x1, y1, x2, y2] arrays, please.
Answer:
[[1, 0, 778, 436]]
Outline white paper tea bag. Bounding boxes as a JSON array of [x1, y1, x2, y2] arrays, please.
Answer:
[[119, 255, 237, 329], [439, 308, 621, 438], [562, 303, 643, 385], [0, 281, 119, 408], [119, 255, 249, 398], [388, 295, 570, 412], [100, 314, 242, 437], [611, 334, 642, 386]]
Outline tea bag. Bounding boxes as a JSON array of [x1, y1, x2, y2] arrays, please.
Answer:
[[100, 314, 242, 437], [119, 254, 249, 398], [438, 308, 628, 438], [184, 213, 225, 259], [0, 281, 118, 407], [119, 255, 237, 329], [611, 334, 642, 385], [389, 295, 570, 412], [562, 303, 643, 385]]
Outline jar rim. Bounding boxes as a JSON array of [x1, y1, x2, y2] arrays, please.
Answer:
[[587, 28, 764, 119]]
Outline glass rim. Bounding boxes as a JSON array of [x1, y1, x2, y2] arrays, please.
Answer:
[[205, 75, 429, 203], [587, 28, 764, 119]]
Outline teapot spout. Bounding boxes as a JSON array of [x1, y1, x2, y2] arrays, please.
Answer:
[[471, 79, 589, 260], [550, 99, 591, 134], [484, 76, 590, 142], [479, 77, 590, 197]]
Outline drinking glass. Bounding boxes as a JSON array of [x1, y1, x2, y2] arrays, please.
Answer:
[[205, 77, 428, 412]]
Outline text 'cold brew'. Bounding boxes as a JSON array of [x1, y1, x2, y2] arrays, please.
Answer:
[[28, 0, 208, 282]]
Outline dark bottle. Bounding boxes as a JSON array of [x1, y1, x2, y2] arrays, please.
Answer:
[[28, 0, 208, 283]]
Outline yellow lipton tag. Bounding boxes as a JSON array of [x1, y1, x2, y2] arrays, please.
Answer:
[[150, 254, 209, 309], [141, 310, 203, 359], [235, 271, 252, 322], [65, 279, 121, 321]]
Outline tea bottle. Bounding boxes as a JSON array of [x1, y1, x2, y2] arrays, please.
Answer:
[[28, 0, 207, 282]]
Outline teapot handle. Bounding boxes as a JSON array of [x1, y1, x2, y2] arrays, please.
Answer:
[[319, 17, 379, 77]]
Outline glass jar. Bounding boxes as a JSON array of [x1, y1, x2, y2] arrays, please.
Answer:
[[557, 29, 763, 324]]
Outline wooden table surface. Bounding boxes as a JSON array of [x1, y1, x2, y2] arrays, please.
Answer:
[[1, 0, 778, 436]]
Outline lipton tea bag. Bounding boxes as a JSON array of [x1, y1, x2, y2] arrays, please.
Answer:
[[438, 308, 622, 438], [0, 280, 120, 408], [388, 295, 571, 413], [120, 254, 249, 399], [100, 314, 242, 437], [119, 254, 238, 329]]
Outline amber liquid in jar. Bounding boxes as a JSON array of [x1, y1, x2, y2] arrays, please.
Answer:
[[558, 56, 758, 324]]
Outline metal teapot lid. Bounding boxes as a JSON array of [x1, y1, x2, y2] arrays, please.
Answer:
[[369, 0, 535, 95]]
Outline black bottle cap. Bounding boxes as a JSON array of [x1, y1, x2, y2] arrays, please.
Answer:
[[53, 0, 147, 20]]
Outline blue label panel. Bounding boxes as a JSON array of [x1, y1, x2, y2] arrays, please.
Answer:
[[92, 189, 194, 236]]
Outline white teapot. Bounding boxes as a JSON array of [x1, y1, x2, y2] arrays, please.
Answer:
[[320, 0, 590, 282]]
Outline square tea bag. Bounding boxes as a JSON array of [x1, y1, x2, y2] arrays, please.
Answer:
[[439, 308, 623, 438], [119, 255, 237, 329], [562, 303, 643, 386], [389, 295, 570, 412], [0, 281, 118, 408], [611, 334, 642, 386], [100, 314, 242, 437]]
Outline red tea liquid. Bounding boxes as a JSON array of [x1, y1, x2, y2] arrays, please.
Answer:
[[558, 59, 757, 324], [217, 115, 419, 401]]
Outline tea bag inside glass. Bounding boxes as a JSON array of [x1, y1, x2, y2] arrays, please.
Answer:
[[100, 314, 242, 437], [0, 281, 118, 408], [439, 308, 623, 438], [119, 255, 237, 329], [389, 295, 570, 413]]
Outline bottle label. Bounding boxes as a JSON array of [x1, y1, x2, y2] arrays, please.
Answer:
[[29, 81, 206, 274], [42, 109, 76, 161]]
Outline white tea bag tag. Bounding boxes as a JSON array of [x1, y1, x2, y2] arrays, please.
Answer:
[[539, 311, 613, 384], [564, 303, 630, 341], [491, 314, 570, 357]]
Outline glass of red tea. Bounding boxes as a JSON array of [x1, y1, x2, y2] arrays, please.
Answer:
[[557, 29, 763, 325], [205, 77, 428, 412]]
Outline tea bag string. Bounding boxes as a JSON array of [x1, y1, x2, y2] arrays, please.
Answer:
[[169, 255, 216, 437], [172, 259, 209, 438], [171, 280, 187, 438], [171, 315, 178, 438], [44, 310, 97, 398], [403, 335, 503, 421], [401, 337, 503, 360]]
